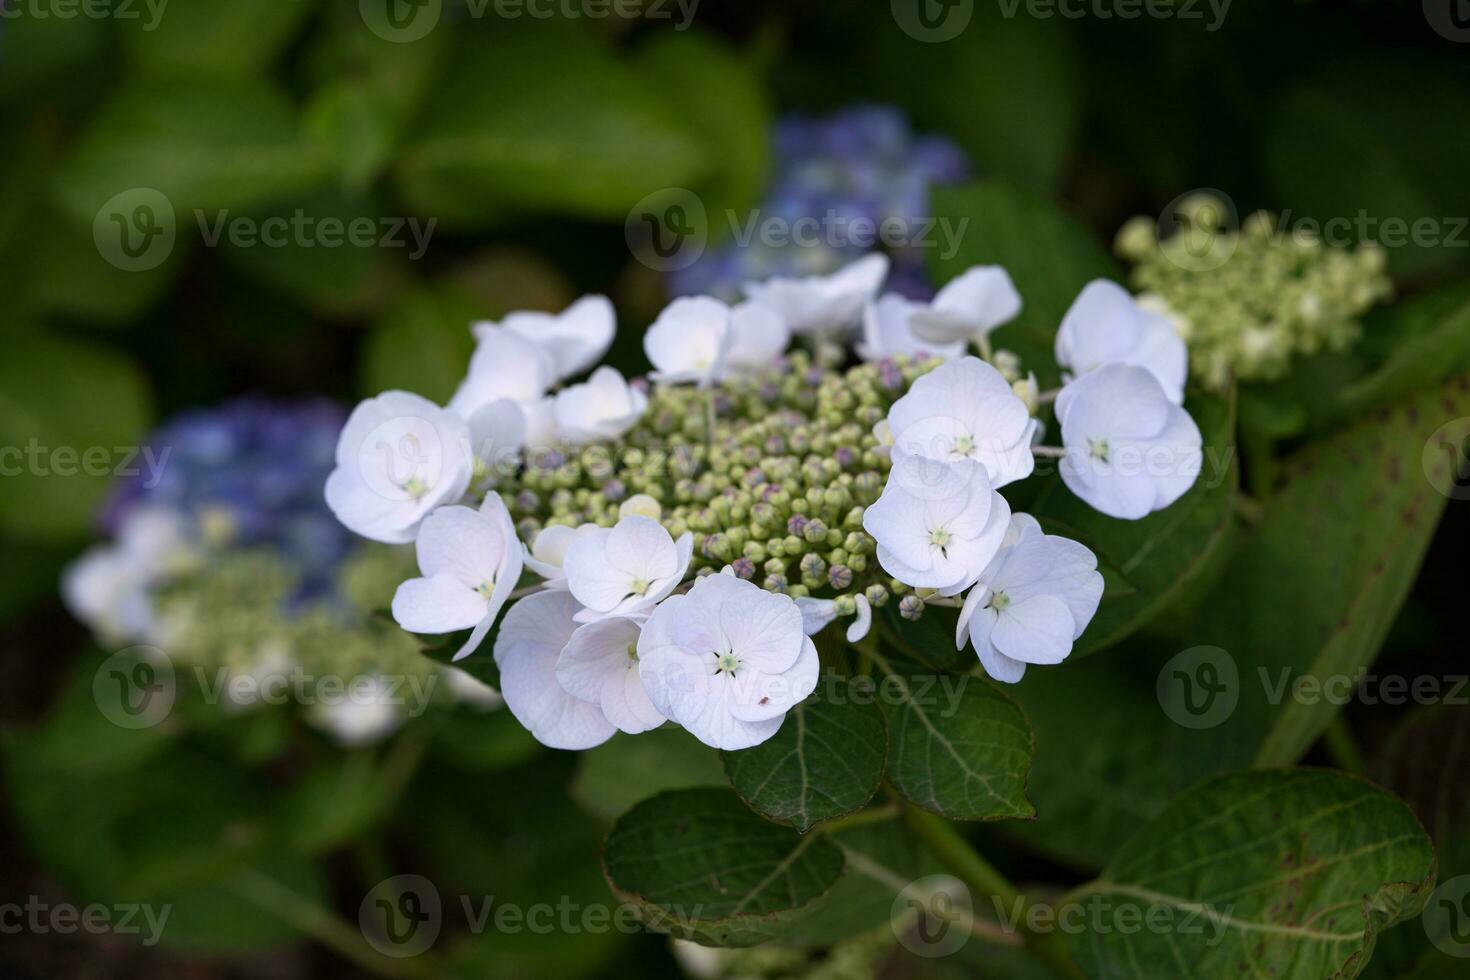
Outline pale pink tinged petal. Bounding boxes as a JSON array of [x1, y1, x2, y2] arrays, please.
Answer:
[[992, 594, 1075, 665], [415, 505, 505, 586], [392, 574, 487, 634]]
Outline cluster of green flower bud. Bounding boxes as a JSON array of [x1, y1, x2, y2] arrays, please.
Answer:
[[153, 545, 427, 687], [497, 351, 947, 615], [1116, 195, 1392, 392]]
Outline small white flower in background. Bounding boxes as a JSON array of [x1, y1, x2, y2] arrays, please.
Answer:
[[465, 398, 525, 487], [325, 391, 474, 544], [477, 295, 615, 382], [618, 493, 662, 520], [449, 328, 555, 418], [441, 665, 504, 711], [1136, 291, 1192, 341], [909, 265, 1023, 346], [310, 674, 402, 746], [553, 366, 648, 444], [390, 492, 524, 660], [644, 295, 733, 386], [556, 617, 666, 734], [863, 453, 1012, 596], [563, 515, 694, 623], [885, 356, 1038, 488], [741, 253, 889, 337], [494, 589, 615, 749], [638, 574, 819, 751], [956, 514, 1104, 683], [1055, 279, 1188, 404], [795, 593, 872, 642], [1056, 363, 1202, 520], [857, 294, 966, 362], [523, 522, 601, 588], [60, 547, 154, 643], [721, 301, 791, 375]]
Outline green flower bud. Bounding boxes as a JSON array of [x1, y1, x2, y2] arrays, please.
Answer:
[[899, 595, 925, 620]]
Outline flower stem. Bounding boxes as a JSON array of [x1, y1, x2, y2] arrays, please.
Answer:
[[1036, 387, 1060, 405], [902, 803, 1080, 976], [1030, 445, 1067, 458], [1323, 714, 1365, 774]]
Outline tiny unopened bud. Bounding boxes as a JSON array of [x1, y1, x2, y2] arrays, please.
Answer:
[[899, 595, 925, 620]]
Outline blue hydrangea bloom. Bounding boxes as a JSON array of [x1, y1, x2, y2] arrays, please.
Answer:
[[668, 105, 969, 302]]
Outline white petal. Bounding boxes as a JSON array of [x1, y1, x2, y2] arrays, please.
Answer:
[[723, 301, 791, 373], [451, 330, 554, 415], [911, 265, 1022, 342], [392, 573, 488, 634], [846, 594, 872, 643], [415, 505, 506, 587], [494, 590, 615, 749], [794, 597, 838, 635], [501, 295, 615, 380], [557, 617, 664, 733], [991, 594, 1075, 665]]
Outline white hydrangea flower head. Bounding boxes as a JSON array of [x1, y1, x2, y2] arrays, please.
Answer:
[[562, 515, 694, 623], [884, 356, 1038, 488], [523, 522, 601, 588], [556, 617, 666, 734], [644, 296, 734, 387], [476, 295, 615, 382], [638, 574, 819, 751], [955, 514, 1104, 683], [863, 453, 1012, 596], [1056, 363, 1202, 519], [909, 265, 1023, 345], [494, 589, 616, 749], [450, 328, 556, 417], [552, 366, 648, 445], [721, 301, 791, 375], [741, 253, 889, 337], [858, 293, 967, 362], [390, 492, 524, 660], [325, 390, 474, 544], [1055, 279, 1188, 404]]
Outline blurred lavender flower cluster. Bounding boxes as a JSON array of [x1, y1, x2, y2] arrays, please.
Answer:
[[668, 105, 969, 301]]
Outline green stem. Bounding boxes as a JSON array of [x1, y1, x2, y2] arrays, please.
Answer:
[[1323, 714, 1365, 774], [230, 871, 436, 980], [902, 803, 1080, 976]]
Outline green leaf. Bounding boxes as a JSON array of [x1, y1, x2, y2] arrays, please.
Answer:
[[1190, 374, 1469, 768], [770, 817, 922, 946], [601, 787, 846, 947], [275, 751, 398, 855], [571, 725, 727, 822], [396, 30, 707, 226], [875, 655, 1035, 821], [157, 857, 328, 954], [359, 286, 483, 403], [723, 682, 886, 832], [1029, 388, 1237, 656], [0, 336, 151, 541], [1063, 769, 1437, 979], [930, 182, 1120, 385], [55, 77, 332, 225], [27, 203, 186, 323], [121, 0, 311, 79]]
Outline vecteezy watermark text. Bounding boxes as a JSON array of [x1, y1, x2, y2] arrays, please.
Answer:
[[0, 897, 171, 947], [195, 210, 437, 261], [0, 440, 170, 488], [0, 0, 167, 31]]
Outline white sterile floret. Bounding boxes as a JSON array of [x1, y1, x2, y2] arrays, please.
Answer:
[[562, 515, 694, 623], [955, 514, 1104, 683], [618, 494, 663, 520], [637, 574, 819, 751], [61, 547, 155, 643], [552, 366, 648, 444], [310, 674, 402, 746], [325, 390, 474, 544], [450, 328, 556, 418], [794, 593, 872, 642], [909, 265, 1023, 345], [741, 253, 889, 337], [1056, 364, 1202, 520], [644, 296, 734, 386], [519, 396, 559, 449], [465, 398, 525, 487], [720, 301, 791, 375], [858, 294, 967, 362], [556, 617, 666, 734], [390, 493, 524, 660], [523, 522, 601, 588], [1054, 279, 1188, 404], [493, 590, 615, 749], [884, 356, 1038, 488], [863, 453, 1012, 596], [476, 295, 615, 382]]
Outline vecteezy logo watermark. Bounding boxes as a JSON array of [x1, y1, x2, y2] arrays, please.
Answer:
[[0, 897, 171, 946], [1155, 189, 1240, 272], [625, 187, 709, 273], [1424, 0, 1470, 42], [893, 875, 974, 957], [0, 0, 168, 31], [891, 0, 974, 42], [93, 646, 176, 730], [1424, 875, 1470, 957], [1156, 646, 1238, 730], [359, 0, 443, 42], [93, 188, 176, 272], [360, 0, 696, 42], [361, 875, 443, 958], [1424, 417, 1470, 500]]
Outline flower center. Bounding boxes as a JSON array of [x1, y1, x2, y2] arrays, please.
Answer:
[[988, 590, 1011, 612], [928, 527, 951, 557], [1088, 437, 1110, 463], [626, 643, 639, 663], [403, 475, 431, 499], [714, 652, 741, 676], [952, 432, 975, 456], [475, 579, 495, 599], [629, 577, 651, 596]]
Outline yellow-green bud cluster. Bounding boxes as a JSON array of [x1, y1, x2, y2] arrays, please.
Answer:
[[497, 351, 945, 609], [1116, 197, 1392, 392]]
